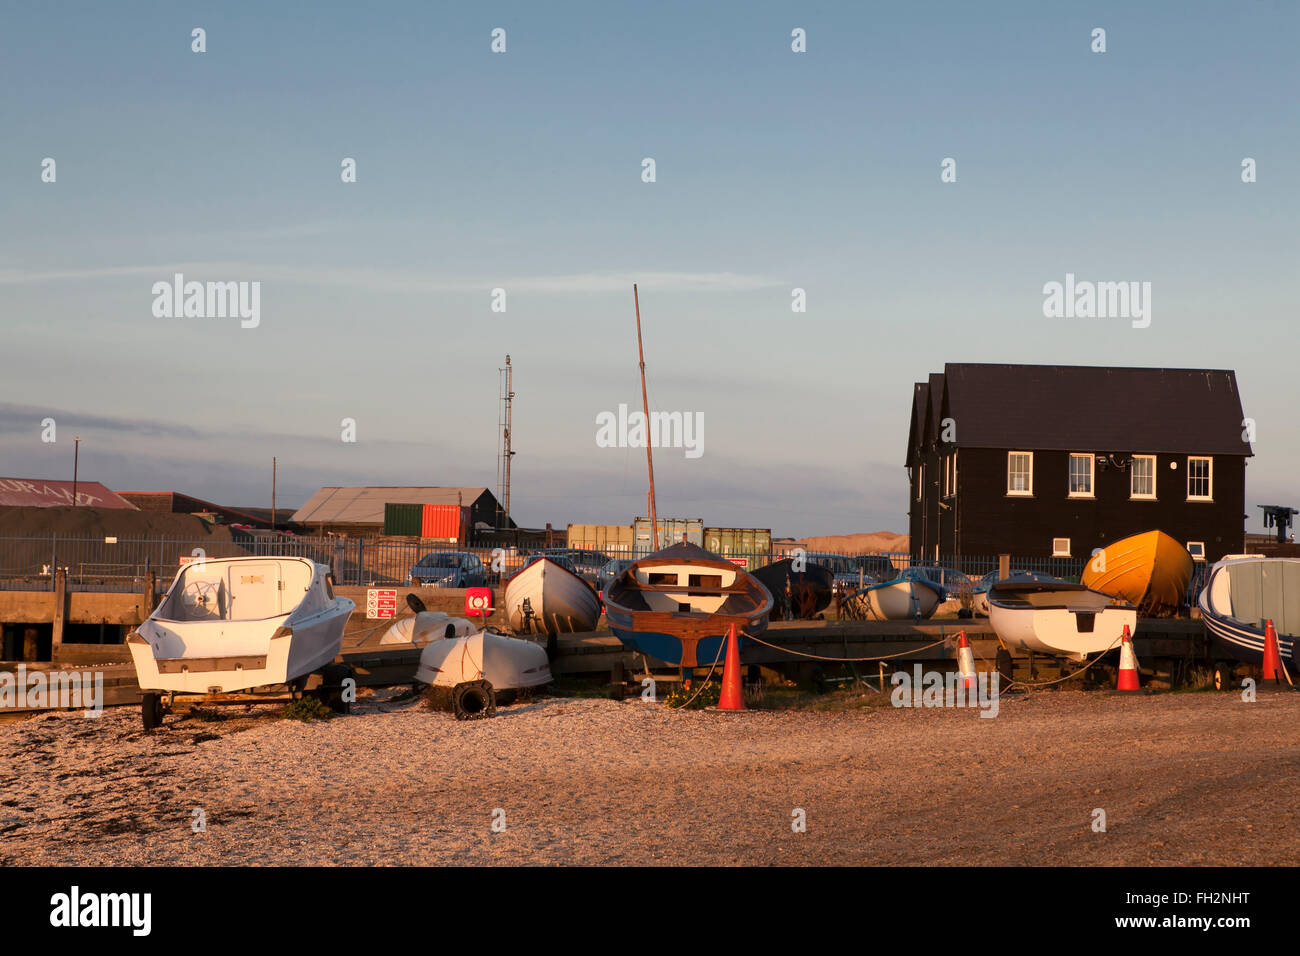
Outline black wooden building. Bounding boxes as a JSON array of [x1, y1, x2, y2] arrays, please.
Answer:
[[905, 364, 1253, 563]]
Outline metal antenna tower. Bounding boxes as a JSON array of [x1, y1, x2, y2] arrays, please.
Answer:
[[497, 356, 515, 527]]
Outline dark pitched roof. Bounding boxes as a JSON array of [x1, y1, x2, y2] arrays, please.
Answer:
[[936, 364, 1251, 456], [905, 383, 929, 465]]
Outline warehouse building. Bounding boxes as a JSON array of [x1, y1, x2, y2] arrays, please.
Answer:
[[291, 486, 510, 536]]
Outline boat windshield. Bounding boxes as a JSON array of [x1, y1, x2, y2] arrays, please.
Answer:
[[158, 560, 314, 622]]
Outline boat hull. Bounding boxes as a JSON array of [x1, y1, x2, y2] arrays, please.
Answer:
[[415, 631, 552, 689], [1198, 557, 1300, 667], [604, 609, 768, 668], [1081, 530, 1193, 614], [863, 580, 942, 620], [505, 558, 601, 635], [128, 557, 355, 694], [603, 542, 773, 667], [989, 598, 1136, 661]]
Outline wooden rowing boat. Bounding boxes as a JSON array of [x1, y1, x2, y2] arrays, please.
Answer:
[[603, 542, 773, 667]]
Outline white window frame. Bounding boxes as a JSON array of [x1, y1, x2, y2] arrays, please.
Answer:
[[915, 463, 924, 502], [1052, 537, 1071, 557], [1068, 453, 1094, 498], [1186, 541, 1206, 562], [1130, 454, 1157, 500], [1007, 451, 1033, 497], [1187, 456, 1213, 501]]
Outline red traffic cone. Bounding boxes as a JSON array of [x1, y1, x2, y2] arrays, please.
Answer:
[[1116, 625, 1140, 692], [1262, 619, 1285, 684], [956, 631, 976, 691], [717, 622, 746, 711]]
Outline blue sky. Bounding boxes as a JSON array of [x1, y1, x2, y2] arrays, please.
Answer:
[[1, 1, 1296, 536]]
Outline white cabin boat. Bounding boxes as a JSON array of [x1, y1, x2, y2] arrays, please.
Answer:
[[987, 577, 1136, 661], [128, 556, 355, 696], [505, 556, 600, 635]]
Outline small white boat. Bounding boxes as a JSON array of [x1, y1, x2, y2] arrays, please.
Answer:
[[128, 556, 355, 725], [379, 610, 475, 645], [415, 629, 552, 690], [504, 555, 600, 635], [988, 576, 1136, 661], [850, 575, 944, 620]]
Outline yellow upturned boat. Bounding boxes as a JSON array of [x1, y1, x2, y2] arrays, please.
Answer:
[[1081, 530, 1194, 615]]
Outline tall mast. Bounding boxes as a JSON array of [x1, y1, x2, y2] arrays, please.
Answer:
[[497, 355, 514, 527], [634, 284, 659, 550]]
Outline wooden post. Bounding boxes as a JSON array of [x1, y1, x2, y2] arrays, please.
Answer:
[[23, 627, 38, 662], [52, 567, 67, 657], [144, 571, 158, 617], [998, 553, 1010, 581]]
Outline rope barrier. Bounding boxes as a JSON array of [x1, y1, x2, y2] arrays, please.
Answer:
[[742, 631, 949, 663]]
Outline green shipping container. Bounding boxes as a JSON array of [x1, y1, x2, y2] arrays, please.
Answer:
[[704, 527, 773, 569], [383, 502, 423, 537]]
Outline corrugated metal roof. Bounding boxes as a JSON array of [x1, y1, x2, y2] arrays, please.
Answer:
[[936, 364, 1252, 456], [291, 487, 493, 525], [0, 478, 137, 509]]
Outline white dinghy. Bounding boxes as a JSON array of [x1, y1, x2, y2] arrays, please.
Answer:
[[987, 576, 1136, 661], [415, 630, 552, 691], [504, 555, 601, 635], [128, 556, 355, 727]]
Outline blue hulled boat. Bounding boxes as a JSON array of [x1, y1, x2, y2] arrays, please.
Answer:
[[602, 542, 774, 667], [1198, 556, 1300, 667]]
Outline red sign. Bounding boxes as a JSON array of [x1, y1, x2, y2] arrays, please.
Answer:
[[464, 587, 494, 617], [367, 588, 398, 620], [727, 557, 749, 567]]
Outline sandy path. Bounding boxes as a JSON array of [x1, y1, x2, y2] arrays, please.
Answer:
[[2, 689, 1296, 866]]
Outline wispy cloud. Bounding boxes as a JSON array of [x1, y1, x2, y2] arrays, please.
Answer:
[[0, 263, 783, 294]]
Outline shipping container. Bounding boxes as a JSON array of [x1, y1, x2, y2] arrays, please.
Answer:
[[703, 527, 773, 569], [383, 502, 423, 537], [633, 517, 703, 554], [421, 504, 470, 542], [566, 523, 635, 554]]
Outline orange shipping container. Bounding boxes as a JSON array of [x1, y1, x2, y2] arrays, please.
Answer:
[[421, 504, 469, 541]]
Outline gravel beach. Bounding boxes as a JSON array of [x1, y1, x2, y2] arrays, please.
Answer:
[[2, 689, 1297, 866]]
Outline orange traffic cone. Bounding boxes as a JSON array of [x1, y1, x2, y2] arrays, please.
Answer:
[[1262, 619, 1285, 684], [717, 622, 746, 711], [1116, 625, 1140, 692], [956, 631, 976, 691]]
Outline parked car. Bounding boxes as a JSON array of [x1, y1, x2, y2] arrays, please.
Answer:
[[538, 548, 611, 584], [802, 552, 870, 592], [409, 551, 487, 588], [596, 558, 636, 594]]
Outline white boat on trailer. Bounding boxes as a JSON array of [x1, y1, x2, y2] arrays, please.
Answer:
[[987, 575, 1136, 661], [127, 556, 356, 729]]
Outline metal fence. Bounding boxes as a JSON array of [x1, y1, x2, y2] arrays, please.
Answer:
[[0, 535, 1214, 606]]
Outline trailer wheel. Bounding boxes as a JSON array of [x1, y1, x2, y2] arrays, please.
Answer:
[[1212, 663, 1233, 692], [141, 692, 164, 731], [452, 680, 496, 720]]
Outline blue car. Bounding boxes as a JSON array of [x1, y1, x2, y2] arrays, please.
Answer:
[[409, 551, 487, 588]]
